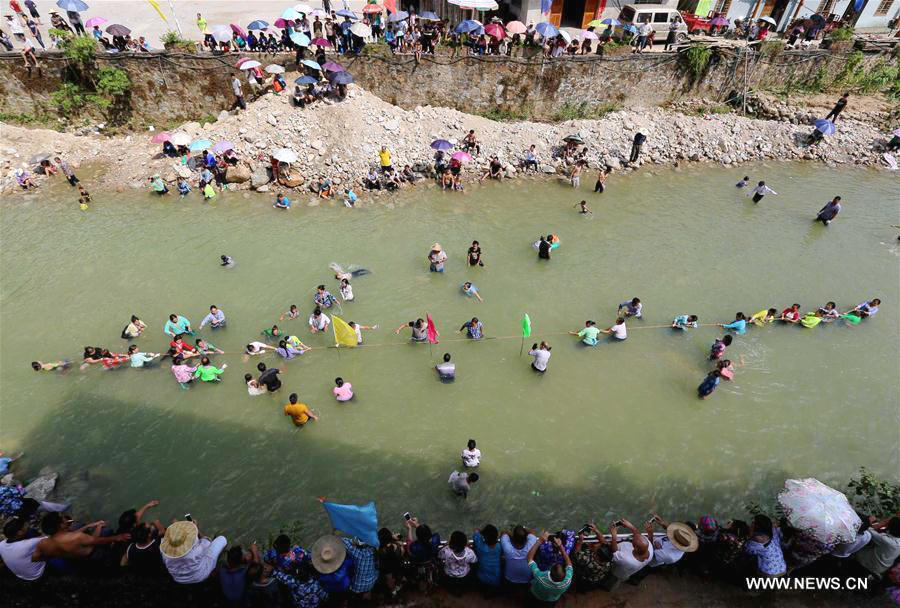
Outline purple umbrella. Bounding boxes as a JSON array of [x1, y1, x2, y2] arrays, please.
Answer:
[[230, 23, 248, 37], [431, 139, 452, 151], [106, 23, 131, 36], [451, 151, 473, 162], [322, 61, 345, 73], [273, 18, 294, 28], [328, 71, 354, 85], [710, 16, 729, 26], [213, 140, 235, 153]]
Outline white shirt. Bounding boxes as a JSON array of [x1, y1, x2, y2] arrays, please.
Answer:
[[10, 19, 24, 34], [832, 530, 871, 558], [438, 545, 477, 578], [610, 322, 627, 340], [639, 23, 653, 36], [0, 537, 46, 581], [529, 348, 551, 371], [309, 312, 330, 330], [461, 447, 481, 467], [648, 536, 684, 567], [247, 380, 266, 396], [232, 78, 242, 97], [353, 324, 363, 344], [246, 341, 269, 354], [749, 185, 776, 196], [162, 536, 228, 584], [340, 284, 353, 301], [611, 541, 653, 580]]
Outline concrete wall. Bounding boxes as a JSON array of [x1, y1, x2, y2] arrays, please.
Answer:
[[0, 48, 890, 125]]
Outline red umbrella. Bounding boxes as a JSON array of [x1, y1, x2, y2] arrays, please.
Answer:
[[484, 23, 505, 39], [362, 3, 383, 13], [151, 131, 171, 144], [273, 18, 294, 28], [230, 23, 248, 37], [311, 37, 331, 46]]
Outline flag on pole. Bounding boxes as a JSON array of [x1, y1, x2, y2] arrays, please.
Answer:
[[332, 315, 358, 348], [522, 313, 532, 338], [322, 500, 379, 547], [147, 0, 168, 22], [426, 313, 440, 344]]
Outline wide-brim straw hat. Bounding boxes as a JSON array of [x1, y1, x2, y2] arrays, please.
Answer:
[[310, 534, 347, 574], [160, 521, 199, 559], [666, 522, 699, 553], [431, 242, 442, 252]]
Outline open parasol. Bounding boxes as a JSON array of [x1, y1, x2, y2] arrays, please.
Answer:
[[777, 478, 861, 545]]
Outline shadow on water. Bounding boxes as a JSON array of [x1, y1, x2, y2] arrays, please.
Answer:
[[21, 389, 795, 544]]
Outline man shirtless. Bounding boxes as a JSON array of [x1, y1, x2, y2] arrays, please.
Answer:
[[33, 513, 130, 561]]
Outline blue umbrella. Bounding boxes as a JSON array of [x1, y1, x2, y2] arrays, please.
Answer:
[[56, 0, 88, 10], [290, 31, 310, 46], [814, 119, 837, 135], [623, 23, 639, 33], [247, 20, 269, 30], [455, 19, 483, 34], [388, 10, 409, 22], [431, 139, 452, 151], [189, 139, 212, 152], [329, 71, 354, 85], [335, 9, 358, 19], [601, 18, 621, 26], [295, 75, 318, 85], [281, 8, 301, 20], [419, 11, 440, 21], [535, 22, 559, 38], [301, 59, 322, 70]]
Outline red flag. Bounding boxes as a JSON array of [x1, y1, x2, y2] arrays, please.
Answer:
[[384, 0, 398, 14], [426, 313, 440, 344]]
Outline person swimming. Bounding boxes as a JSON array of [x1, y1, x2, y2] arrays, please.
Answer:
[[221, 255, 235, 268], [329, 263, 371, 282], [574, 200, 592, 215], [280, 305, 300, 321], [31, 360, 71, 372], [672, 314, 699, 330]]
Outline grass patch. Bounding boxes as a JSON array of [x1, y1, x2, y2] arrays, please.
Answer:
[[694, 103, 731, 115], [682, 45, 714, 79], [552, 101, 621, 121], [478, 107, 531, 121], [0, 111, 58, 127]]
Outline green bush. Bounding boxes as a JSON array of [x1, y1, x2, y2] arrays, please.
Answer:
[[50, 83, 89, 113], [759, 40, 785, 58], [96, 67, 131, 98], [160, 30, 196, 52], [847, 467, 900, 518], [61, 35, 98, 65], [553, 100, 621, 121], [478, 107, 530, 121], [828, 27, 854, 42], [682, 45, 713, 78]]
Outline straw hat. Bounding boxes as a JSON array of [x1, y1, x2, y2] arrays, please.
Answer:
[[310, 535, 347, 574], [160, 521, 199, 559], [666, 522, 699, 553], [431, 242, 442, 252]]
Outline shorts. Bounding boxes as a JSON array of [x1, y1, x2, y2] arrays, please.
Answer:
[[429, 264, 444, 273], [570, 176, 580, 188]]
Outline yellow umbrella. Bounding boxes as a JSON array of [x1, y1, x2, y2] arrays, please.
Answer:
[[586, 19, 604, 28]]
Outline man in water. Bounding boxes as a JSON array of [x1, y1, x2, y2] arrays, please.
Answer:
[[435, 353, 456, 381], [528, 342, 551, 372], [220, 255, 235, 267], [54, 156, 78, 187], [199, 305, 226, 330], [852, 298, 880, 318], [574, 200, 592, 215], [448, 470, 478, 498], [537, 236, 552, 260], [308, 307, 331, 333], [31, 360, 71, 372], [569, 320, 601, 346], [284, 393, 317, 427], [458, 318, 484, 340], [618, 298, 642, 319], [815, 196, 842, 225], [428, 243, 447, 272], [396, 319, 428, 342], [629, 132, 646, 163], [748, 181, 777, 204], [257, 363, 283, 392], [602, 318, 628, 341]]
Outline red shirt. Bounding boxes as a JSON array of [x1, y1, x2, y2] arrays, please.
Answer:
[[170, 340, 197, 354], [782, 308, 800, 321], [10, 1, 22, 13]]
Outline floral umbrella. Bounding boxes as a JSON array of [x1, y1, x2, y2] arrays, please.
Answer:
[[777, 478, 861, 545]]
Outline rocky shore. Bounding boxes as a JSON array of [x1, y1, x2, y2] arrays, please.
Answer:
[[0, 84, 894, 199]]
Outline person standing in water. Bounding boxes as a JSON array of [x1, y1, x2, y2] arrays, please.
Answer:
[[467, 241, 484, 267], [435, 353, 456, 382], [815, 197, 842, 225], [428, 243, 447, 272], [198, 305, 226, 330], [574, 200, 592, 215], [736, 176, 750, 188], [594, 170, 607, 194], [698, 370, 721, 399], [122, 315, 147, 339], [528, 342, 551, 373], [220, 255, 235, 267], [396, 318, 428, 342], [537, 236, 552, 260], [748, 181, 777, 204], [570, 320, 601, 346]]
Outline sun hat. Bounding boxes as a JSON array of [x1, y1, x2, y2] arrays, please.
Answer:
[[160, 521, 199, 559], [431, 242, 442, 252], [310, 535, 347, 574], [666, 522, 699, 553]]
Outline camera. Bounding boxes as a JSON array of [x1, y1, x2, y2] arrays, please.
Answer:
[[403, 512, 412, 521]]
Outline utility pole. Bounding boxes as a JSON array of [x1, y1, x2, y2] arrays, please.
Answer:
[[167, 0, 183, 36]]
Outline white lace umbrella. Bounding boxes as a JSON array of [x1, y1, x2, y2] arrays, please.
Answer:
[[777, 478, 861, 545]]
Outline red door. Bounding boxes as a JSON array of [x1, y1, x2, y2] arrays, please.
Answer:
[[582, 0, 601, 28], [549, 0, 563, 26]]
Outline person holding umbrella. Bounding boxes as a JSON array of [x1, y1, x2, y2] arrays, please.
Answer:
[[66, 8, 86, 36]]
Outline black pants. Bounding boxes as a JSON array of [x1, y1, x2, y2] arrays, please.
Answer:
[[824, 109, 842, 122], [752, 193, 764, 203], [66, 174, 79, 186], [629, 143, 642, 162], [594, 181, 604, 193], [71, 22, 86, 36], [232, 95, 246, 111]]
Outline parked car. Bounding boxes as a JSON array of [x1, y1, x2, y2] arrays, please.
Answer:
[[619, 4, 689, 41]]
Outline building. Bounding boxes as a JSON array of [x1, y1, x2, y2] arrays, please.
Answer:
[[684, 0, 898, 31], [509, 0, 679, 28]]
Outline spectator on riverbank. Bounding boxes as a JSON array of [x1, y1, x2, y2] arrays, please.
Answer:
[[160, 520, 227, 584], [743, 514, 787, 577], [825, 92, 849, 122], [609, 519, 653, 584], [438, 531, 477, 591], [852, 516, 900, 577], [0, 518, 46, 580], [571, 524, 613, 591], [500, 526, 539, 585], [35, 514, 130, 567], [406, 518, 441, 590], [472, 524, 501, 589], [527, 531, 574, 604]]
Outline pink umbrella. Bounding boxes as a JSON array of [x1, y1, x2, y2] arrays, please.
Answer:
[[312, 37, 331, 46], [506, 20, 526, 34], [451, 151, 473, 162], [235, 57, 252, 67], [581, 30, 598, 40], [322, 61, 345, 72], [151, 131, 171, 144], [85, 16, 108, 28], [362, 3, 383, 13], [274, 18, 294, 28], [710, 16, 729, 26], [230, 23, 248, 37], [484, 23, 505, 39]]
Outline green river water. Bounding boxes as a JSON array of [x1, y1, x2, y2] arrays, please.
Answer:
[[1, 162, 897, 542]]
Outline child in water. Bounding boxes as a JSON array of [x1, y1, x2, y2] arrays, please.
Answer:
[[574, 200, 592, 215], [280, 305, 300, 321], [698, 370, 721, 399], [736, 176, 749, 188], [672, 314, 699, 330], [461, 282, 483, 302], [709, 335, 732, 360]]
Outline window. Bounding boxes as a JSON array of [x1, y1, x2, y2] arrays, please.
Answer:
[[715, 0, 733, 13], [874, 0, 893, 15], [620, 6, 635, 21], [634, 0, 657, 4], [816, 0, 835, 14], [654, 12, 670, 22]]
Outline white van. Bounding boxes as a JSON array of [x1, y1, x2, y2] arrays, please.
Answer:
[[619, 5, 688, 41]]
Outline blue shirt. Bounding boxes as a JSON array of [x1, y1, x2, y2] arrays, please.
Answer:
[[177, 182, 191, 194], [500, 533, 538, 583], [275, 196, 291, 208], [317, 555, 353, 593], [857, 301, 879, 316], [461, 320, 484, 340], [744, 528, 787, 576], [199, 309, 225, 329], [163, 315, 191, 336], [722, 319, 747, 335], [272, 571, 328, 607], [473, 532, 501, 586], [673, 315, 698, 329], [346, 191, 357, 203], [462, 284, 479, 297]]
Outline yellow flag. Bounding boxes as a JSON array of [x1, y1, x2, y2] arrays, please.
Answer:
[[332, 315, 358, 348], [147, 0, 168, 22]]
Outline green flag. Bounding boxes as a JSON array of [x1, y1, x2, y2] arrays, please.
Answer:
[[522, 313, 532, 338]]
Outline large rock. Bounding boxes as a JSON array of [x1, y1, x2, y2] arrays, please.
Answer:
[[24, 473, 57, 501], [174, 164, 193, 179], [225, 165, 251, 184], [280, 170, 304, 188], [250, 164, 271, 188]]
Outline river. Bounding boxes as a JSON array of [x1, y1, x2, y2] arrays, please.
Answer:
[[1, 162, 897, 541]]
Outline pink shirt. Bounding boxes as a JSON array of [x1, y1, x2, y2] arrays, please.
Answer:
[[719, 365, 734, 380], [333, 383, 353, 401], [172, 364, 197, 383]]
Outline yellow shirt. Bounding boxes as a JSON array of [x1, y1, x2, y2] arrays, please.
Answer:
[[379, 149, 391, 168], [749, 309, 773, 325], [197, 17, 207, 32], [284, 403, 311, 424]]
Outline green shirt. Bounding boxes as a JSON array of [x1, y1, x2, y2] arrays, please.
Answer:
[[194, 365, 224, 382], [528, 562, 572, 603], [577, 326, 601, 345]]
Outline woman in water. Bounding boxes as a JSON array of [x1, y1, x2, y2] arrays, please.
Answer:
[[816, 301, 840, 321], [339, 279, 353, 302], [749, 308, 778, 326], [720, 312, 748, 335], [780, 304, 802, 324], [121, 315, 147, 339], [193, 357, 227, 382], [698, 370, 721, 399]]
